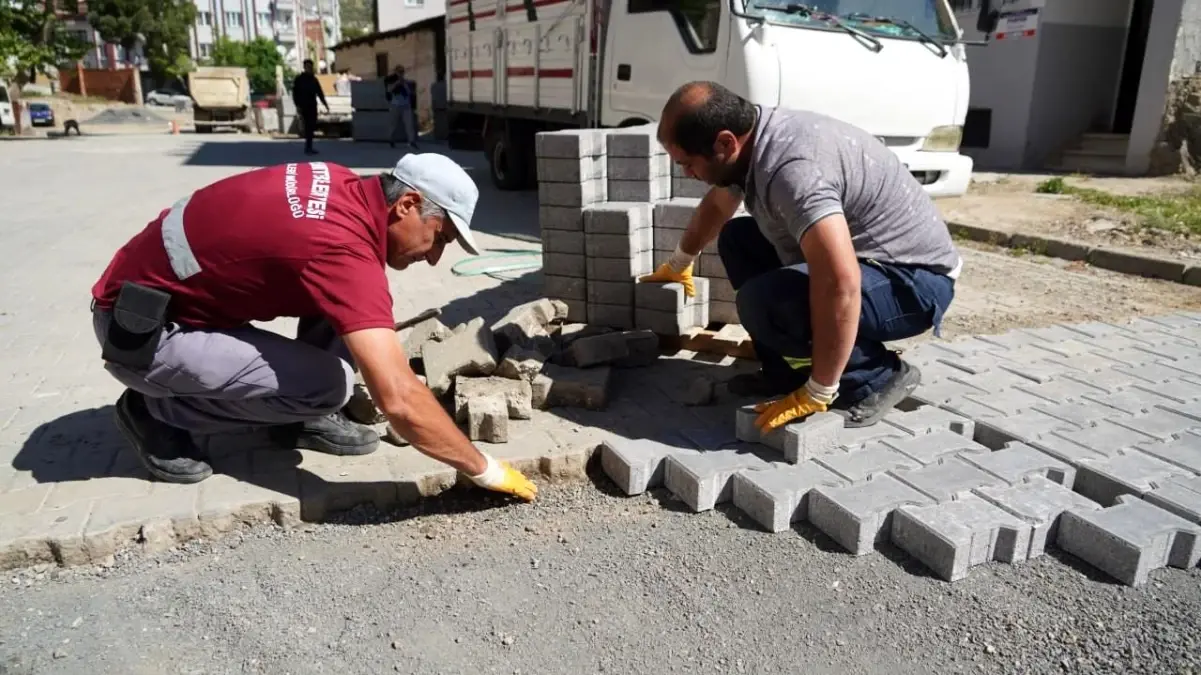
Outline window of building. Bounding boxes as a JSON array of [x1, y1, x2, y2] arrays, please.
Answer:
[[198, 11, 212, 25], [199, 43, 212, 58], [375, 53, 389, 77], [627, 0, 720, 54], [258, 12, 271, 26], [226, 11, 244, 27]]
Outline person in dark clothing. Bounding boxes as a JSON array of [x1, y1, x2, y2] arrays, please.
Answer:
[[292, 59, 330, 155]]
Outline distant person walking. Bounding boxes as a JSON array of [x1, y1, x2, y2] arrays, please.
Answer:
[[385, 65, 419, 150], [292, 59, 330, 156]]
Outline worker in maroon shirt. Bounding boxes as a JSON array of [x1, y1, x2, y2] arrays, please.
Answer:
[[90, 153, 537, 501]]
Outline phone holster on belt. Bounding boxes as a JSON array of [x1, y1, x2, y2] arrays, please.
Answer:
[[101, 281, 171, 371]]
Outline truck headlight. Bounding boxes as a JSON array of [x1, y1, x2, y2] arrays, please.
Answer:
[[922, 125, 963, 152]]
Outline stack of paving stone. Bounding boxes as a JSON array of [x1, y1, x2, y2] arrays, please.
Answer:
[[536, 126, 742, 334], [599, 311, 1201, 587]]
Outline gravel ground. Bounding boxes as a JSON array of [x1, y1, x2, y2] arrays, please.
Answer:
[[1, 474, 1198, 675]]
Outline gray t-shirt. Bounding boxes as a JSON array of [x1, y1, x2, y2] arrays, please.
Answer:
[[729, 106, 962, 278]]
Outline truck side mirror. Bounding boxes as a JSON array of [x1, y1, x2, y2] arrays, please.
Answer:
[[976, 0, 999, 33]]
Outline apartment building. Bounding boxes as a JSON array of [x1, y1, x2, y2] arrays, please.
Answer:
[[189, 0, 342, 71], [377, 0, 445, 32]]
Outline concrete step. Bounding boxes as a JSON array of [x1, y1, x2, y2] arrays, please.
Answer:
[[1074, 133, 1130, 157], [1050, 149, 1128, 176]]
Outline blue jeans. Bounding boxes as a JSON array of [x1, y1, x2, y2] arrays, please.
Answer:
[[718, 216, 956, 405]]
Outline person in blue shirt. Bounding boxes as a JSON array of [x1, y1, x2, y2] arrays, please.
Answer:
[[385, 65, 419, 150]]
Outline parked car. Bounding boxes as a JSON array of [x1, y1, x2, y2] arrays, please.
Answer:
[[0, 80, 14, 129], [145, 88, 190, 107], [27, 102, 54, 127]]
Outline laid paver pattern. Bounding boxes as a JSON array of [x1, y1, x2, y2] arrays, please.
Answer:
[[3, 134, 1201, 581]]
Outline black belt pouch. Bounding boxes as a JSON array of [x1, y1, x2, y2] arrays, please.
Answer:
[[101, 281, 171, 371]]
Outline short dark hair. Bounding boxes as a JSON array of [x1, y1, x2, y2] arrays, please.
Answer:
[[664, 81, 757, 157], [304, 59, 314, 67]]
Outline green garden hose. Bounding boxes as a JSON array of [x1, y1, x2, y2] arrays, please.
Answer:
[[450, 249, 543, 280]]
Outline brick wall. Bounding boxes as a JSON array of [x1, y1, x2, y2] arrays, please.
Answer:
[[332, 26, 442, 128], [58, 67, 138, 104]]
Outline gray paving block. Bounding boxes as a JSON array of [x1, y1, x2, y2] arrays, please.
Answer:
[[635, 303, 708, 336], [816, 441, 919, 482], [891, 493, 1033, 582], [1013, 377, 1108, 404], [881, 430, 989, 465], [1136, 431, 1201, 473], [974, 476, 1102, 559], [653, 198, 702, 230], [952, 368, 1039, 394], [892, 456, 1005, 503], [607, 154, 670, 180], [537, 155, 605, 182], [1109, 407, 1201, 442], [586, 250, 654, 281], [950, 387, 1061, 417], [972, 409, 1082, 448], [587, 302, 634, 330], [730, 462, 848, 532], [538, 178, 606, 207], [599, 437, 699, 495], [653, 226, 686, 253], [583, 201, 653, 234], [586, 228, 654, 258], [543, 252, 585, 278], [1056, 495, 1201, 586], [959, 442, 1076, 487], [672, 177, 709, 199], [608, 176, 671, 202], [1143, 475, 1201, 524], [1114, 361, 1195, 385], [587, 279, 634, 306], [543, 229, 585, 254], [1033, 400, 1129, 427], [539, 205, 584, 231], [709, 300, 739, 325], [1053, 420, 1158, 457], [908, 376, 989, 406], [543, 274, 586, 301], [1131, 341, 1201, 362], [1027, 432, 1112, 467], [1081, 388, 1176, 414], [883, 405, 974, 437], [808, 474, 935, 555], [1073, 448, 1197, 506], [634, 278, 703, 313], [605, 128, 662, 157], [734, 406, 845, 463], [1019, 324, 1097, 343], [1132, 378, 1201, 404], [837, 423, 910, 451], [1052, 352, 1129, 376], [663, 449, 771, 512], [535, 128, 606, 158]]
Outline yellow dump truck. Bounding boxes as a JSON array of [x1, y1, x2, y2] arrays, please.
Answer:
[[188, 66, 253, 134]]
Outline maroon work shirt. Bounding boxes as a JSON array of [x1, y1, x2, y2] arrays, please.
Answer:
[[91, 161, 395, 335]]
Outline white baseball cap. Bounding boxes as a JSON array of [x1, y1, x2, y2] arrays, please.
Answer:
[[390, 153, 481, 256]]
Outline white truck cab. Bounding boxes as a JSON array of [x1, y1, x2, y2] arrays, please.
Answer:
[[445, 0, 995, 196]]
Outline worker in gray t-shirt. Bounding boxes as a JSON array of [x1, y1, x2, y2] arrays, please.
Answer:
[[642, 81, 960, 431]]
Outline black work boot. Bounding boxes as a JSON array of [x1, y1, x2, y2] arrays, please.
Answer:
[[269, 412, 380, 456], [833, 360, 922, 429], [113, 390, 213, 484]]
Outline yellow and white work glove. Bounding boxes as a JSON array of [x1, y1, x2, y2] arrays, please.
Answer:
[[638, 244, 697, 298], [468, 452, 538, 501], [754, 378, 839, 433]]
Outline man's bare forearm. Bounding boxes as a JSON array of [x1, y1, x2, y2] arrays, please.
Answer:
[[808, 278, 859, 389], [677, 187, 742, 256], [383, 384, 487, 476]]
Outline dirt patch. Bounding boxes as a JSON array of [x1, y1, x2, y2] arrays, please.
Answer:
[[936, 173, 1201, 261]]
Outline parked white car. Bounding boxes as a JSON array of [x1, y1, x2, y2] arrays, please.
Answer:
[[0, 80, 14, 129]]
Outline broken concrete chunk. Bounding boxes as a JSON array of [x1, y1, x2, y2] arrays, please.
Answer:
[[343, 382, 387, 425], [422, 317, 499, 396], [401, 317, 453, 358], [543, 363, 610, 409], [549, 299, 570, 320], [466, 397, 509, 443], [491, 298, 561, 353], [553, 323, 612, 349], [531, 373, 553, 409], [496, 346, 548, 382], [454, 376, 533, 421], [565, 330, 659, 368]]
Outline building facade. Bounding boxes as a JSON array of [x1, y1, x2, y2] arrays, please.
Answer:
[[377, 0, 445, 32], [188, 0, 343, 72]]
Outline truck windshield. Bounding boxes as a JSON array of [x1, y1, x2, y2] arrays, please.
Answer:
[[743, 0, 957, 41], [0, 87, 9, 104]]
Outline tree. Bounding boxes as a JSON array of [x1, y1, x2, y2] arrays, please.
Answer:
[[0, 0, 88, 87], [209, 35, 290, 95], [87, 0, 197, 84], [339, 0, 373, 39]]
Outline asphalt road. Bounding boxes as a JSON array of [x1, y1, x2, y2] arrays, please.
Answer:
[[1, 476, 1198, 675]]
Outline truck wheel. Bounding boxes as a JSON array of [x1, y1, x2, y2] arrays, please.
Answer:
[[486, 126, 528, 191]]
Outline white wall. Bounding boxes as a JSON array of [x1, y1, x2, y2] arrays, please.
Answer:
[[1125, 0, 1198, 173]]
